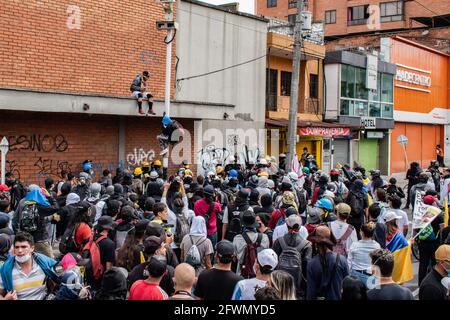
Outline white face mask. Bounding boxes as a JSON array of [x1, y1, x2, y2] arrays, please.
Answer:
[[15, 254, 31, 264]]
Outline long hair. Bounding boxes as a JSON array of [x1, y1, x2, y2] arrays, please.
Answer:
[[116, 228, 146, 271], [269, 270, 297, 300]]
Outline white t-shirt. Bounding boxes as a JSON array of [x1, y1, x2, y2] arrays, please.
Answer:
[[272, 224, 309, 242], [391, 209, 409, 233], [232, 278, 267, 300], [329, 220, 358, 254]]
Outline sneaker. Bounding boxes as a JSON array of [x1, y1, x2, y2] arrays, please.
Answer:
[[147, 109, 156, 115], [138, 108, 145, 115], [160, 148, 168, 156]]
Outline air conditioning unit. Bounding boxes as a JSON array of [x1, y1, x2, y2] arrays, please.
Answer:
[[156, 20, 178, 30]]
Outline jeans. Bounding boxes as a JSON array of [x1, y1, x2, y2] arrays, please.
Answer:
[[351, 269, 371, 289], [418, 240, 439, 285], [157, 134, 169, 151], [208, 232, 218, 249]]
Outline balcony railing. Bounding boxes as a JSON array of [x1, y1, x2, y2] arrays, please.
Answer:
[[347, 19, 368, 26], [266, 95, 323, 115]]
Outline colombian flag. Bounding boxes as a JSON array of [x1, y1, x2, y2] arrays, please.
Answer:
[[386, 232, 413, 284]]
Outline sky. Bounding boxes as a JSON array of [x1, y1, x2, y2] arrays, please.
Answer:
[[201, 0, 255, 14]]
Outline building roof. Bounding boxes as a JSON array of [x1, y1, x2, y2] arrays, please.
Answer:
[[181, 0, 268, 22]]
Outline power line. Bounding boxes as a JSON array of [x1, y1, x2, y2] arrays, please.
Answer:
[[411, 0, 450, 25]]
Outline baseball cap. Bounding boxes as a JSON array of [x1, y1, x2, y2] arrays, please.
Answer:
[[423, 195, 437, 205], [336, 203, 351, 215], [383, 211, 402, 223], [0, 184, 11, 192], [286, 215, 302, 229], [257, 249, 278, 272], [216, 240, 236, 258], [203, 185, 215, 196], [435, 245, 450, 261], [143, 235, 164, 255]]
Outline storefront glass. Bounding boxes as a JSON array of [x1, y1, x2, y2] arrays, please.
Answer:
[[340, 65, 393, 118]]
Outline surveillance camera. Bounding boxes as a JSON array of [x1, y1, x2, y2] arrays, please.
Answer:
[[83, 103, 90, 111]]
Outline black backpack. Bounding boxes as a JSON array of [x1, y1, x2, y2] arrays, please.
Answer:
[[174, 212, 190, 246], [226, 206, 245, 241], [59, 223, 80, 254], [348, 192, 365, 219], [277, 236, 308, 297], [19, 203, 40, 233]]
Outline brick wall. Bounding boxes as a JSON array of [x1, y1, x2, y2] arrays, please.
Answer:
[[0, 0, 176, 98], [0, 111, 196, 185], [258, 0, 450, 37], [325, 27, 450, 53]]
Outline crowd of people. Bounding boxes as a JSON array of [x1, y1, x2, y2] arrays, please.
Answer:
[[0, 154, 449, 301]]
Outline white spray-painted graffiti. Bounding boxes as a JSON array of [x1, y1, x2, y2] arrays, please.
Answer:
[[126, 148, 155, 166], [198, 145, 231, 172]]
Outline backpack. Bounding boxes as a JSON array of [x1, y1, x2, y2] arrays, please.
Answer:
[[275, 209, 287, 228], [348, 193, 365, 219], [224, 189, 236, 207], [329, 222, 353, 257], [240, 232, 262, 279], [333, 182, 345, 203], [59, 223, 80, 254], [185, 235, 207, 268], [226, 206, 244, 241], [82, 234, 107, 283], [174, 212, 191, 246], [277, 236, 308, 295], [19, 202, 40, 233], [10, 181, 27, 211]]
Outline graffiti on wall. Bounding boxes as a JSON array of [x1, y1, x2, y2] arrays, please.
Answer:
[[8, 134, 68, 153], [6, 160, 21, 180], [198, 145, 231, 172], [126, 148, 155, 166], [34, 157, 72, 178]]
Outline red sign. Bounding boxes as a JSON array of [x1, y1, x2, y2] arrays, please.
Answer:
[[299, 127, 350, 137]]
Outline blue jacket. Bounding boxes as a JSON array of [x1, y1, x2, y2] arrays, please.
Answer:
[[0, 253, 60, 292]]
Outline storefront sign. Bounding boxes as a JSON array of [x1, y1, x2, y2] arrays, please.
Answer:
[[366, 54, 378, 90], [360, 117, 376, 129], [395, 64, 432, 93], [299, 127, 350, 137], [367, 131, 384, 139]]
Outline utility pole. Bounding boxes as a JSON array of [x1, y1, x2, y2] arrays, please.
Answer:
[[156, 0, 177, 178], [286, 0, 304, 172]]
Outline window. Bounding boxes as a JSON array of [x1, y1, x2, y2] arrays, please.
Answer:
[[325, 10, 336, 24], [380, 74, 393, 102], [380, 1, 403, 22], [266, 69, 278, 111], [267, 0, 277, 8], [355, 68, 368, 100], [288, 0, 297, 9], [288, 14, 296, 25], [347, 5, 370, 25], [309, 74, 319, 99], [341, 65, 355, 98], [280, 71, 292, 96]]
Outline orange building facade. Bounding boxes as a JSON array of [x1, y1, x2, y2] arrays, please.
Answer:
[[388, 37, 450, 173]]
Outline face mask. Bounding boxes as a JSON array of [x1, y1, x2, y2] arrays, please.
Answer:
[[15, 254, 31, 263]]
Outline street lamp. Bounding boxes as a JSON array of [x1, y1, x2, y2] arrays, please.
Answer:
[[0, 137, 9, 185]]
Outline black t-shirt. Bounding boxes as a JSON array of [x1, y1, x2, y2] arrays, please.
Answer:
[[128, 262, 175, 296], [367, 283, 414, 300], [98, 236, 116, 268], [419, 269, 447, 300], [194, 268, 243, 300]]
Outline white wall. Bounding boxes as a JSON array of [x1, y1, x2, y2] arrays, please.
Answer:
[[324, 63, 339, 120], [200, 0, 255, 14], [176, 0, 267, 123]]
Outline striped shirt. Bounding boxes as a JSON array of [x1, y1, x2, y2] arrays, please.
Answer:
[[348, 240, 381, 272], [0, 260, 47, 300]]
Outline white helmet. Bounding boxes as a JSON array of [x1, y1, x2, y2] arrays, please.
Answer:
[[259, 158, 268, 165]]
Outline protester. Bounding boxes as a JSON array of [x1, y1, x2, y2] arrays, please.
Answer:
[[269, 270, 297, 300], [328, 203, 358, 258], [419, 244, 450, 300], [367, 249, 414, 300], [170, 263, 196, 300], [194, 240, 243, 300], [341, 275, 367, 300], [232, 249, 278, 300], [194, 184, 221, 248], [128, 255, 169, 300]]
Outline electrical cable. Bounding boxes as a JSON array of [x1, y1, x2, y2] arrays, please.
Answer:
[[164, 28, 177, 44]]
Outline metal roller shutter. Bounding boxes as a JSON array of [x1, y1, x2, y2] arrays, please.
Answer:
[[333, 139, 349, 166]]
